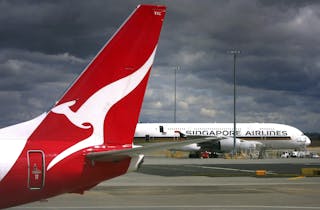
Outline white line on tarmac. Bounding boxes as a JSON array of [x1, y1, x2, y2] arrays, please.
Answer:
[[190, 164, 277, 174]]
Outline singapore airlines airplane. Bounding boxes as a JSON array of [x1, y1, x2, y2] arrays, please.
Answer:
[[0, 5, 219, 209], [135, 123, 311, 157]]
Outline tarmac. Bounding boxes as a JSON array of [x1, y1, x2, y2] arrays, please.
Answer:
[[11, 157, 320, 210]]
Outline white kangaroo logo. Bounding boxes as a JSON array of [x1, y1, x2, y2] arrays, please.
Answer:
[[51, 100, 91, 129], [47, 47, 157, 170]]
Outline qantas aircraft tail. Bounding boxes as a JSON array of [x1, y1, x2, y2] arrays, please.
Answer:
[[0, 5, 219, 209], [26, 5, 166, 169], [0, 5, 168, 208], [32, 5, 165, 142]]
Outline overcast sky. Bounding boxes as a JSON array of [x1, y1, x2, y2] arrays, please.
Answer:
[[0, 0, 319, 132]]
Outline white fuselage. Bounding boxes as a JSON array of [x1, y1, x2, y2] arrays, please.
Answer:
[[135, 123, 311, 151]]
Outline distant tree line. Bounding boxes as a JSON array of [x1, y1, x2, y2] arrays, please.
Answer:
[[306, 133, 320, 147]]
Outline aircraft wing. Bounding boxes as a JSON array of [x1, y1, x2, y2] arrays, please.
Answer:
[[86, 136, 223, 162]]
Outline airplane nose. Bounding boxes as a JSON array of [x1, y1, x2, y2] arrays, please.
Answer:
[[305, 136, 311, 146]]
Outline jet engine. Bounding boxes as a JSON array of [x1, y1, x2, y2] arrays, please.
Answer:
[[218, 138, 262, 152]]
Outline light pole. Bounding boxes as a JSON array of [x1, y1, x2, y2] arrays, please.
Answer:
[[174, 66, 180, 123], [229, 50, 240, 158]]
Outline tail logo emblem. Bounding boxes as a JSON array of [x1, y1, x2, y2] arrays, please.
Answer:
[[47, 47, 157, 170]]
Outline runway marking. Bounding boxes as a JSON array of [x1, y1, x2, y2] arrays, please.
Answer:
[[306, 163, 320, 166], [15, 205, 320, 209], [190, 165, 277, 174], [288, 176, 306, 180], [146, 165, 196, 173]]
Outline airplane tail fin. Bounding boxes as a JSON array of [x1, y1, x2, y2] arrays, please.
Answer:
[[29, 5, 166, 150]]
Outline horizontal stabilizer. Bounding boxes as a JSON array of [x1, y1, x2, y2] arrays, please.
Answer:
[[86, 136, 224, 162]]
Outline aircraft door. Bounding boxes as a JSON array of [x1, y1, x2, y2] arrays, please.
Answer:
[[27, 150, 45, 190]]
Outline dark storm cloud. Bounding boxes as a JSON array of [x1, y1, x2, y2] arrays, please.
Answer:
[[162, 0, 320, 93], [0, 48, 87, 126], [0, 48, 86, 90], [0, 0, 319, 132], [0, 0, 136, 56], [148, 0, 320, 132]]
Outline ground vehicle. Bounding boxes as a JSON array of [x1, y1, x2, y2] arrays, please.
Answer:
[[291, 151, 306, 158], [281, 152, 290, 158]]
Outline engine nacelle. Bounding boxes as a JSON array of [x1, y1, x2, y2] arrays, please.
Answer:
[[219, 138, 262, 152], [174, 138, 263, 153], [219, 138, 240, 152], [239, 140, 262, 150]]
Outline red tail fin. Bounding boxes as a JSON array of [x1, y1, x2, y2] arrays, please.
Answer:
[[28, 5, 166, 168]]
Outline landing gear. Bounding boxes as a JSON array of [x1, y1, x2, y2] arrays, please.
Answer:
[[188, 151, 219, 158], [188, 152, 200, 158]]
